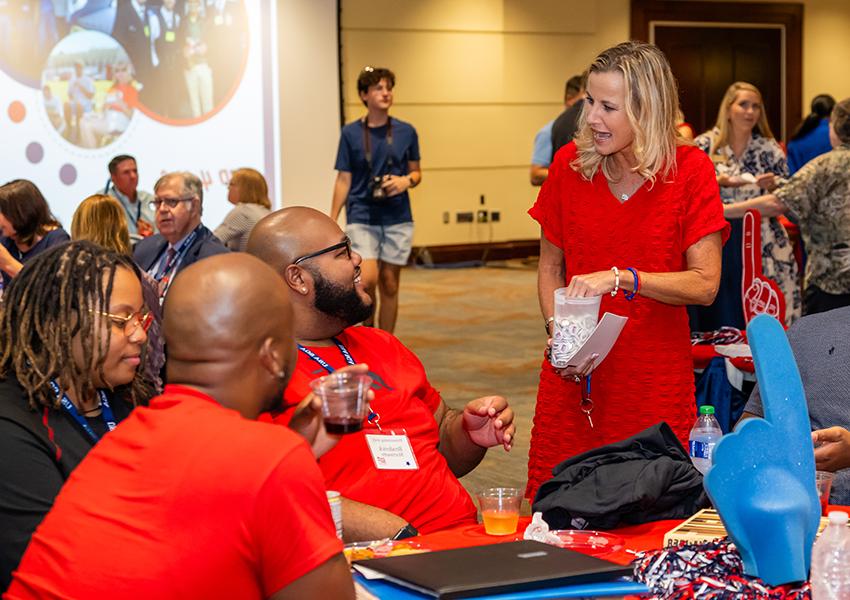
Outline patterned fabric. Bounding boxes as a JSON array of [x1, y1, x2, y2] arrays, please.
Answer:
[[775, 144, 850, 295], [213, 202, 270, 252], [695, 129, 801, 324]]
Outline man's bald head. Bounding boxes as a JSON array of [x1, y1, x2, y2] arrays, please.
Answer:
[[163, 253, 295, 415], [246, 207, 341, 271]]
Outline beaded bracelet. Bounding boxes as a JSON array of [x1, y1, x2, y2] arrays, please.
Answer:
[[610, 266, 620, 297], [623, 267, 640, 301]]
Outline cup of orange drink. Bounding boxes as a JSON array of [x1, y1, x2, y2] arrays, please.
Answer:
[[477, 488, 522, 536]]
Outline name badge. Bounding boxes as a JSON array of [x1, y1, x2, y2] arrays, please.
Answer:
[[365, 432, 418, 470], [165, 30, 176, 42], [144, 25, 150, 37]]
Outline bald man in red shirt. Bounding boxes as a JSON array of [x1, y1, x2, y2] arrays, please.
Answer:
[[6, 254, 354, 600]]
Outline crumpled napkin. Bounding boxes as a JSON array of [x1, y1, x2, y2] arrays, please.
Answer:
[[523, 511, 562, 545]]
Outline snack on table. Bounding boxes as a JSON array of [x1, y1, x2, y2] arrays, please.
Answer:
[[344, 539, 428, 563]]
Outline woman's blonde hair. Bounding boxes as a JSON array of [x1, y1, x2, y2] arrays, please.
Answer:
[[71, 194, 131, 255], [572, 41, 685, 185], [705, 81, 775, 158], [230, 168, 271, 209]]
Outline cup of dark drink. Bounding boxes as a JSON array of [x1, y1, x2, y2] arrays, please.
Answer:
[[310, 372, 372, 434]]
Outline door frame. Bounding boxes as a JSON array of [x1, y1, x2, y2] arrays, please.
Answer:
[[631, 0, 803, 140]]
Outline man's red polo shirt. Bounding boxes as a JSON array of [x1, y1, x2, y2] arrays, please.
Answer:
[[6, 385, 342, 600], [273, 327, 477, 533]]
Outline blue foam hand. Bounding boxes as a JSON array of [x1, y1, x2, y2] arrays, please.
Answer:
[[704, 314, 820, 585]]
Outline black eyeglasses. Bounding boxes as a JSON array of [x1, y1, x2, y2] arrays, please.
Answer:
[[293, 237, 352, 265], [149, 195, 194, 211]]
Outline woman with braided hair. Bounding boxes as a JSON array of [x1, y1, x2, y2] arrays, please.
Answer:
[[0, 241, 153, 590]]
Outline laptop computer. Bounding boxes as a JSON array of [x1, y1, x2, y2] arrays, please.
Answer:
[[352, 540, 634, 599]]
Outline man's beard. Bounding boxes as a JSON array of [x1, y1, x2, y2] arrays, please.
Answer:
[[310, 267, 373, 327]]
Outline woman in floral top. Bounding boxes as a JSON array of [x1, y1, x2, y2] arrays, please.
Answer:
[[723, 98, 850, 316], [694, 82, 801, 325]]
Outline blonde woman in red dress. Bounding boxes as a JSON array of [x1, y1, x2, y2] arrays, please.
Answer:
[[527, 41, 730, 500]]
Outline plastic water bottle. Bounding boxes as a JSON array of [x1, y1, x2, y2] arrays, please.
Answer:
[[689, 405, 723, 475], [811, 511, 850, 600]]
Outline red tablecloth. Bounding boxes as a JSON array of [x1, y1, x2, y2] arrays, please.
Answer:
[[407, 517, 679, 567]]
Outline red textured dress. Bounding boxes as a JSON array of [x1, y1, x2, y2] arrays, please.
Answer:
[[526, 142, 730, 500]]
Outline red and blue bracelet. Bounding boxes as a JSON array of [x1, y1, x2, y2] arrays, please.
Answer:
[[623, 267, 640, 301]]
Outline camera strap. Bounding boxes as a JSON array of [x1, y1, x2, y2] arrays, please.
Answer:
[[362, 116, 394, 178]]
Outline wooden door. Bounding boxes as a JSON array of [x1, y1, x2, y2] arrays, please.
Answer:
[[654, 25, 783, 138], [631, 0, 803, 141]]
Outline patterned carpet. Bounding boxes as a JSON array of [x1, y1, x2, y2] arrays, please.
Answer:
[[393, 259, 542, 509]]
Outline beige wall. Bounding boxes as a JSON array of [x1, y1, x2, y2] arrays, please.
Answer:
[[340, 0, 629, 246], [338, 0, 850, 247]]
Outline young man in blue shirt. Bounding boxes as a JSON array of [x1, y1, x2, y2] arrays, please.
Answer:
[[330, 67, 421, 334]]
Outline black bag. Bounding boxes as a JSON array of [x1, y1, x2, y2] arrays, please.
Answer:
[[532, 422, 710, 530]]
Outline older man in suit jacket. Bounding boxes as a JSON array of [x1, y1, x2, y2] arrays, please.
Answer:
[[134, 171, 228, 304]]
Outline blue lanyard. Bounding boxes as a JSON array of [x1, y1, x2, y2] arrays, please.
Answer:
[[297, 338, 380, 427], [154, 227, 200, 283], [297, 337, 355, 373], [49, 380, 117, 443]]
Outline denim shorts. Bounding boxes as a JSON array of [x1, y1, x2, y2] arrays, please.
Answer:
[[346, 222, 414, 266]]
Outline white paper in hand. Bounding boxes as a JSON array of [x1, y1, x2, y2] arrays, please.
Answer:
[[566, 312, 628, 369]]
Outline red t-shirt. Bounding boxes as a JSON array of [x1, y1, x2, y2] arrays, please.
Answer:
[[6, 385, 341, 600], [271, 327, 477, 533]]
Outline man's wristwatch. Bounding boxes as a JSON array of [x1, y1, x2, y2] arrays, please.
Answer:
[[391, 523, 419, 540]]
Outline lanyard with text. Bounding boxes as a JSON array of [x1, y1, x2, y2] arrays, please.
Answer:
[[362, 116, 394, 178], [297, 338, 381, 429], [48, 380, 116, 443], [154, 227, 200, 301]]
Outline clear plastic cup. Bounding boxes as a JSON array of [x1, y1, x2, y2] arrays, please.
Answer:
[[476, 487, 522, 536], [310, 372, 372, 434], [817, 471, 835, 516], [550, 289, 602, 368]]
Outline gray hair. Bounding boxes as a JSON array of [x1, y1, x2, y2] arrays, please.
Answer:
[[832, 98, 850, 144], [154, 171, 204, 214]]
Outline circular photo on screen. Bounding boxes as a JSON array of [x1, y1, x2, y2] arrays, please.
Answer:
[[2, 0, 249, 125], [114, 0, 250, 124], [42, 30, 137, 149]]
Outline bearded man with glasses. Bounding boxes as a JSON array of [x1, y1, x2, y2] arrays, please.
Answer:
[[133, 171, 228, 303], [248, 208, 515, 543]]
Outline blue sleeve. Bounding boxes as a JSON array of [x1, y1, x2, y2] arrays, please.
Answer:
[[407, 125, 421, 162], [786, 141, 802, 175], [334, 128, 353, 172], [531, 122, 553, 166]]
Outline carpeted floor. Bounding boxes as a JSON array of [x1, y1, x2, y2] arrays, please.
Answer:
[[393, 259, 542, 508]]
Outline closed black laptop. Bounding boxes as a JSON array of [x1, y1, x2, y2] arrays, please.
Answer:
[[352, 540, 633, 599]]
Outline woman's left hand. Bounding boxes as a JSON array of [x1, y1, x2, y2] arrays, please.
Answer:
[[755, 173, 777, 191], [566, 270, 616, 297]]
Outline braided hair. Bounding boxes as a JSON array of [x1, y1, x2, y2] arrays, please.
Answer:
[[0, 241, 152, 410]]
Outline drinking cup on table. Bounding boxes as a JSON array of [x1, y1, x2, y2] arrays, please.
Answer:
[[310, 372, 372, 434], [816, 471, 835, 516], [477, 487, 522, 536]]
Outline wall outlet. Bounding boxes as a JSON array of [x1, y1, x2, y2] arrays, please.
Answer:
[[476, 209, 488, 223], [442, 211, 450, 224], [457, 211, 474, 223], [491, 210, 501, 222]]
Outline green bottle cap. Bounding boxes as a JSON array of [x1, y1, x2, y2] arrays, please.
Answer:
[[699, 405, 715, 415]]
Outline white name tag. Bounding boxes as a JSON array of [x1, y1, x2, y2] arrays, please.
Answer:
[[365, 433, 419, 470]]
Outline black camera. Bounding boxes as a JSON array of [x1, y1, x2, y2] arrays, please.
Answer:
[[367, 175, 387, 199]]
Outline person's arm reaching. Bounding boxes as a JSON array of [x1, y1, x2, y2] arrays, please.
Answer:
[[563, 231, 723, 306], [330, 171, 352, 222], [380, 160, 421, 197], [339, 497, 408, 542], [813, 427, 850, 472], [530, 165, 549, 186], [0, 244, 24, 279], [722, 193, 788, 219], [434, 396, 514, 478]]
